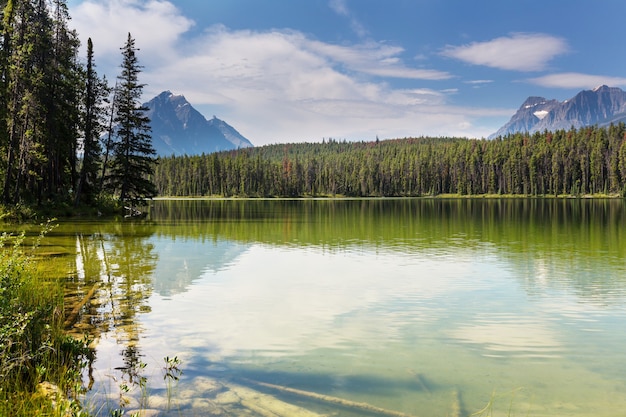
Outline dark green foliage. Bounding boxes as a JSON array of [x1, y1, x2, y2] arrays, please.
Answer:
[[104, 33, 157, 204], [74, 38, 110, 206], [0, 3, 155, 211], [154, 125, 626, 198], [0, 0, 82, 205]]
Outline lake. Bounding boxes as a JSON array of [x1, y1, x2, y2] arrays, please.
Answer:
[[41, 198, 626, 416]]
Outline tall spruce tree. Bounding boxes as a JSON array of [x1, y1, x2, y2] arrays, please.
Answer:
[[106, 33, 156, 205], [74, 37, 109, 206], [99, 81, 117, 190], [45, 0, 81, 202], [0, 0, 15, 203], [1, 0, 44, 203]]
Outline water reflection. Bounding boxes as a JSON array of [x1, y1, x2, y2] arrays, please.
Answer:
[[449, 316, 563, 358], [39, 198, 626, 416], [150, 239, 248, 297], [56, 222, 159, 406], [146, 198, 626, 304]]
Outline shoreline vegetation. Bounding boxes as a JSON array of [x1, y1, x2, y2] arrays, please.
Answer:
[[0, 225, 92, 417]]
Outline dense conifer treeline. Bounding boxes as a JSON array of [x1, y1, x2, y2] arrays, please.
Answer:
[[155, 124, 626, 197], [0, 0, 156, 208]]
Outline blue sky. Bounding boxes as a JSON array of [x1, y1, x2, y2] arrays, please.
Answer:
[[66, 0, 626, 145]]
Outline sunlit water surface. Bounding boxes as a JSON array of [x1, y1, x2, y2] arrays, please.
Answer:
[[45, 199, 626, 416]]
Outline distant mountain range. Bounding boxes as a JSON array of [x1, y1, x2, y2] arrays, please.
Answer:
[[144, 91, 253, 156], [490, 85, 626, 138]]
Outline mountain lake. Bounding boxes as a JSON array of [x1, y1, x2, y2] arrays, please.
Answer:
[[25, 198, 626, 416]]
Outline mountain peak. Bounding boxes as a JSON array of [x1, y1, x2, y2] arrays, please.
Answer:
[[144, 91, 253, 156], [490, 86, 626, 138], [520, 96, 549, 109]]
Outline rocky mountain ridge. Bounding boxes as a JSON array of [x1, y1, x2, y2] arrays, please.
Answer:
[[144, 91, 253, 156], [490, 85, 626, 138]]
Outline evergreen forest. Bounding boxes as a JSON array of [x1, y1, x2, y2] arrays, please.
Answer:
[[0, 0, 156, 211], [155, 124, 626, 198]]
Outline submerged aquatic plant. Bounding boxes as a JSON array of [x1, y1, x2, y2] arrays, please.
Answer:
[[470, 388, 525, 417], [163, 355, 183, 381], [163, 355, 183, 410]]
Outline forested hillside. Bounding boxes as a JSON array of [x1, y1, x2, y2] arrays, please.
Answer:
[[155, 124, 626, 197]]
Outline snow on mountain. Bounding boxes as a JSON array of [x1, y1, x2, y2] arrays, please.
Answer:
[[490, 86, 626, 139]]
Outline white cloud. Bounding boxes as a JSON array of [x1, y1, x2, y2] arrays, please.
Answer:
[[69, 0, 498, 145], [328, 0, 368, 38], [465, 79, 493, 85], [328, 0, 349, 16], [147, 27, 483, 142], [70, 0, 194, 70], [464, 79, 494, 89], [527, 72, 626, 89], [441, 33, 569, 72], [305, 40, 452, 80]]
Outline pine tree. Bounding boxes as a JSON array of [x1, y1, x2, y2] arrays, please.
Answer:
[[106, 33, 156, 206], [45, 0, 82, 202], [1, 0, 52, 203], [0, 0, 16, 203], [75, 37, 109, 206], [99, 81, 117, 190]]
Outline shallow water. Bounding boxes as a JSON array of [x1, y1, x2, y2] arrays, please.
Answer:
[[44, 199, 626, 416]]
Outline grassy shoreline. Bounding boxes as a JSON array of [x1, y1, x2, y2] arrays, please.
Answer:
[[0, 225, 91, 417]]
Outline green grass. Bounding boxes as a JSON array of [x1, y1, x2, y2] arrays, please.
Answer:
[[0, 224, 92, 416]]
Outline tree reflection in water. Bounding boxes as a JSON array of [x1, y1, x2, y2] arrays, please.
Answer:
[[67, 221, 157, 409]]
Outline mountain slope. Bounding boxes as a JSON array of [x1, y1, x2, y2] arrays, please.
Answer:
[[490, 86, 626, 138], [144, 91, 253, 156]]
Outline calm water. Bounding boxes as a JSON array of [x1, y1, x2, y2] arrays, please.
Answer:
[[41, 199, 626, 416]]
